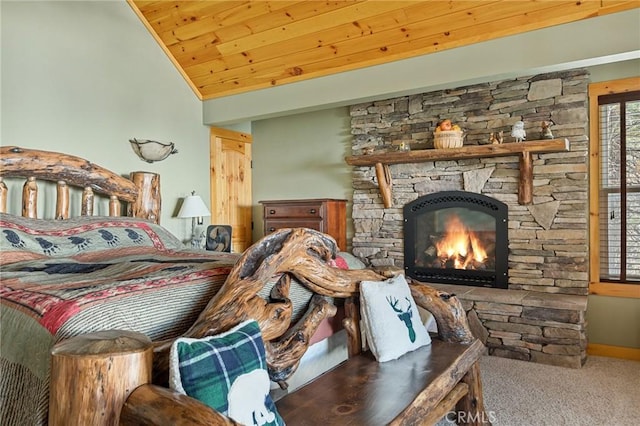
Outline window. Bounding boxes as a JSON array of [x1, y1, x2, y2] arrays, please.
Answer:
[[589, 78, 640, 298]]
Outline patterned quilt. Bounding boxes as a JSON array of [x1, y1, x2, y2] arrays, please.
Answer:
[[0, 214, 239, 426]]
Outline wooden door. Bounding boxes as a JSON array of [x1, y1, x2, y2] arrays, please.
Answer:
[[209, 127, 252, 252]]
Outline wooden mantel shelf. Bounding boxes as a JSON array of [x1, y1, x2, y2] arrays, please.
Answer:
[[344, 138, 570, 207], [345, 138, 570, 166]]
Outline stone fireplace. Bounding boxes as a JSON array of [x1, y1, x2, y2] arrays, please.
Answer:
[[404, 190, 509, 289], [348, 69, 590, 368]]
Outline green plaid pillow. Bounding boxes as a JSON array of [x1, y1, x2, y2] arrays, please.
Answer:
[[169, 319, 285, 425]]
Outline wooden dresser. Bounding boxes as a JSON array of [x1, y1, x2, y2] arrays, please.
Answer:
[[260, 198, 347, 250]]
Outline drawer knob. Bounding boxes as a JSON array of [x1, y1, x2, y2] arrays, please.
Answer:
[[268, 227, 276, 232], [309, 208, 316, 214], [269, 209, 276, 214]]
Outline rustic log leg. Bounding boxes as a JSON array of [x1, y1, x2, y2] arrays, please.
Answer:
[[409, 281, 475, 344], [266, 294, 337, 386], [518, 151, 533, 205], [343, 296, 362, 357], [49, 330, 153, 426], [423, 383, 469, 425], [455, 361, 491, 426], [389, 340, 485, 426], [375, 162, 393, 208]]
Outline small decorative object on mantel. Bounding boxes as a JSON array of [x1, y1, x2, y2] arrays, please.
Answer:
[[510, 121, 526, 142], [434, 119, 464, 149], [489, 130, 504, 145], [540, 120, 554, 139], [129, 138, 178, 163], [392, 140, 411, 152], [362, 146, 375, 155]]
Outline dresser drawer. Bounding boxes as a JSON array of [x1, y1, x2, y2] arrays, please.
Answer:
[[260, 199, 347, 250], [263, 203, 324, 219], [264, 218, 324, 234]]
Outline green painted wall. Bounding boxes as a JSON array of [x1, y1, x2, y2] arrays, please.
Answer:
[[587, 296, 640, 348], [1, 0, 210, 242], [251, 107, 353, 246]]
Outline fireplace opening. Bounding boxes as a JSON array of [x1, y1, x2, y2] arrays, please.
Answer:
[[403, 191, 508, 288]]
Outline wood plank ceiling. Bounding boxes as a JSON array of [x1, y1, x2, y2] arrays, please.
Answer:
[[128, 1, 638, 101]]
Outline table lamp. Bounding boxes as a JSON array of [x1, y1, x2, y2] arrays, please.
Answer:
[[177, 191, 211, 248]]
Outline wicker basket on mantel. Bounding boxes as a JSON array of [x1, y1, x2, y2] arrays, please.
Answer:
[[434, 130, 465, 149]]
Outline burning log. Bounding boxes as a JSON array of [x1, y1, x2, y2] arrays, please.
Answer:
[[470, 260, 486, 270], [424, 245, 437, 258]]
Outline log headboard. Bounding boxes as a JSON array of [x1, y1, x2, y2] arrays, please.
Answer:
[[0, 146, 161, 223]]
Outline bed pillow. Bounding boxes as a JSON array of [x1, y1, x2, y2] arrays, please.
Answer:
[[336, 251, 367, 270], [0, 213, 183, 263], [360, 274, 431, 362], [169, 319, 285, 426]]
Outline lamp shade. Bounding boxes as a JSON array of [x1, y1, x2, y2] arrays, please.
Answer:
[[177, 193, 211, 218]]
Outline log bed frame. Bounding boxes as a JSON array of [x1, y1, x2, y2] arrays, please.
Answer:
[[0, 146, 160, 222], [0, 146, 489, 425]]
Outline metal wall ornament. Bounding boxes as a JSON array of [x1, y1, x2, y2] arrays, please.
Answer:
[[129, 139, 178, 163]]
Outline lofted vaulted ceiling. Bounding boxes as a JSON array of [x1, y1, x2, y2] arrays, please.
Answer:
[[128, 1, 638, 101]]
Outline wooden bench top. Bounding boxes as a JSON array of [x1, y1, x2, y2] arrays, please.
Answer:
[[276, 339, 485, 425]]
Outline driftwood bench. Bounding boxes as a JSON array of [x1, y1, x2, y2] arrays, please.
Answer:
[[49, 228, 489, 425]]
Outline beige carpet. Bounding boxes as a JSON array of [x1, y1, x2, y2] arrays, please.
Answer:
[[445, 355, 640, 425]]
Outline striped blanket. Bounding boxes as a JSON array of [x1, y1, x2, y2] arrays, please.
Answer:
[[0, 214, 239, 425]]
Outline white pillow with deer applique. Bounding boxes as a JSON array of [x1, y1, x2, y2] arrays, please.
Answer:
[[360, 274, 431, 362]]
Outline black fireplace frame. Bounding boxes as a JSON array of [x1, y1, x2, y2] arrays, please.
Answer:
[[403, 191, 508, 289]]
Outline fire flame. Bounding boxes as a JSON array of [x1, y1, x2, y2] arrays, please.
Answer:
[[435, 215, 488, 269]]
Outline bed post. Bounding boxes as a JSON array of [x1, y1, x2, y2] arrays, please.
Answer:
[[128, 171, 161, 224], [0, 177, 7, 213], [49, 330, 153, 426], [22, 176, 38, 218]]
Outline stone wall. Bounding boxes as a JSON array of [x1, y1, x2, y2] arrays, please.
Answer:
[[431, 283, 587, 368], [348, 69, 590, 367]]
